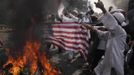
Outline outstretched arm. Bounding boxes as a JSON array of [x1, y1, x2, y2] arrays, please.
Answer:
[[94, 0, 107, 14], [95, 0, 125, 35], [81, 24, 109, 40]]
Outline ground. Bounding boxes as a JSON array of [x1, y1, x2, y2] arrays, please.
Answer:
[[49, 47, 90, 75]]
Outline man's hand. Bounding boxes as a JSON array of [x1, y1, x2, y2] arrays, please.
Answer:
[[81, 23, 95, 31], [94, 0, 104, 9], [94, 0, 107, 13]]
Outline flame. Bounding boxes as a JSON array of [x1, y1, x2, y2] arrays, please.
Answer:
[[3, 40, 60, 75], [40, 53, 59, 75], [3, 56, 24, 75]]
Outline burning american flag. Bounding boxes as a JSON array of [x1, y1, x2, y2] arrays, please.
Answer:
[[47, 22, 90, 54]]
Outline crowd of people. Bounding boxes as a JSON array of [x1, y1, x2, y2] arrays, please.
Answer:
[[45, 0, 134, 75]]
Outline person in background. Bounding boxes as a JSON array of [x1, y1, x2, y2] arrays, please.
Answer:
[[69, 9, 79, 22], [87, 25, 106, 73], [127, 0, 134, 71], [60, 9, 78, 22], [79, 6, 94, 24]]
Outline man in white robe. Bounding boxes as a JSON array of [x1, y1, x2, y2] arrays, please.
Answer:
[[94, 12, 127, 75], [82, 0, 127, 75]]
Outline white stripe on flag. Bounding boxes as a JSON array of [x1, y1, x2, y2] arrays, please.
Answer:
[[47, 22, 89, 52]]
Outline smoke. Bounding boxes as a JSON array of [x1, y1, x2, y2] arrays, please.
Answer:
[[8, 0, 43, 57], [127, 0, 134, 35], [8, 0, 61, 58], [88, 0, 129, 13], [113, 0, 129, 10]]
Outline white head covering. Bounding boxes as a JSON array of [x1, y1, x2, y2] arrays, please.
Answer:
[[73, 10, 78, 14], [112, 12, 127, 26], [110, 9, 124, 13]]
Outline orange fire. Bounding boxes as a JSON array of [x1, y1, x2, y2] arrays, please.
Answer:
[[3, 40, 60, 75]]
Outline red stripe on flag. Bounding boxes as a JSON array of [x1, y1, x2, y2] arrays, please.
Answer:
[[47, 39, 86, 52], [53, 22, 80, 24], [53, 25, 80, 29], [47, 23, 89, 52], [48, 37, 88, 48], [53, 31, 88, 35], [51, 35, 87, 40]]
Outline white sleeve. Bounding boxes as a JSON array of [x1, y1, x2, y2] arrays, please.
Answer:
[[99, 12, 125, 35], [94, 26, 109, 40], [99, 12, 118, 31]]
